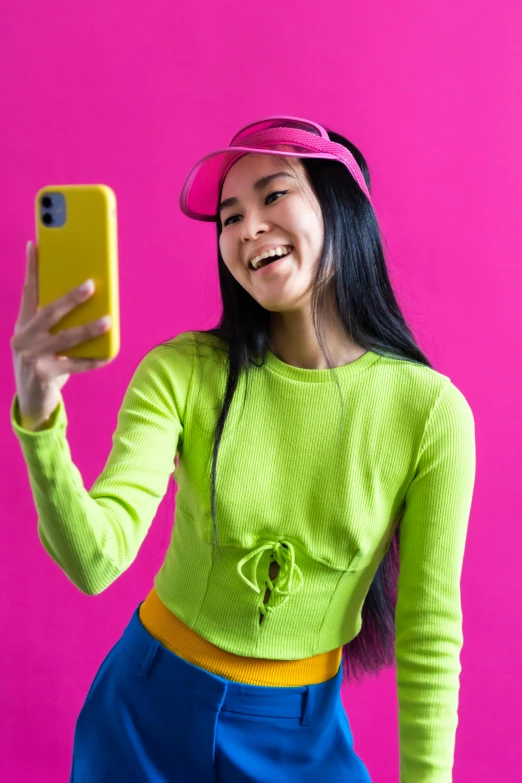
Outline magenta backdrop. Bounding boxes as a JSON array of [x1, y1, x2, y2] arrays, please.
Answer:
[[2, 1, 521, 781]]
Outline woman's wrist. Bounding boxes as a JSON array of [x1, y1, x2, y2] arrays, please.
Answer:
[[19, 411, 53, 432]]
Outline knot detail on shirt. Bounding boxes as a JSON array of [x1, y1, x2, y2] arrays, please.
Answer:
[[237, 539, 304, 617]]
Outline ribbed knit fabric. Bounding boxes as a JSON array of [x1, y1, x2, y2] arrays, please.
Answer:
[[10, 330, 476, 782], [138, 585, 342, 686]]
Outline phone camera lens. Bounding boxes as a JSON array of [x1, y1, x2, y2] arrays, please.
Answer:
[[42, 196, 52, 208], [42, 213, 53, 225]]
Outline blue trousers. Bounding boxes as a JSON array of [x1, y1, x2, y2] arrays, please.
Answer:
[[70, 604, 372, 782]]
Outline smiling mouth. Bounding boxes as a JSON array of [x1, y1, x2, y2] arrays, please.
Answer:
[[249, 247, 294, 271]]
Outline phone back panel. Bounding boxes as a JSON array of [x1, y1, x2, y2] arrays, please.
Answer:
[[35, 184, 120, 360]]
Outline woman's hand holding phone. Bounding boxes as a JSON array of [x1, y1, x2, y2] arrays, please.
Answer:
[[10, 241, 114, 431]]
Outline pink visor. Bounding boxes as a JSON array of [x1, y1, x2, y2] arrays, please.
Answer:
[[179, 115, 373, 222]]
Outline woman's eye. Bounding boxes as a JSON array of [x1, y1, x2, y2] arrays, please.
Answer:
[[266, 190, 287, 204], [223, 191, 288, 226]]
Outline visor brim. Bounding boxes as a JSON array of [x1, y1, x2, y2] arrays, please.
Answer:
[[179, 145, 340, 222]]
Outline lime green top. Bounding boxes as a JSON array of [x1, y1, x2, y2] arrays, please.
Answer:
[[11, 331, 476, 782]]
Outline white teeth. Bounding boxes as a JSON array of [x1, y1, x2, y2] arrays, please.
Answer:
[[251, 245, 292, 270]]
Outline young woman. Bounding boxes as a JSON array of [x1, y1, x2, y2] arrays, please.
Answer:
[[11, 116, 476, 782]]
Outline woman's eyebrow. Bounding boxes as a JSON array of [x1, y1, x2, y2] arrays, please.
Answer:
[[219, 172, 295, 213]]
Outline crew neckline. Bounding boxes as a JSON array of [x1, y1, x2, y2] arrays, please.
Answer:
[[264, 348, 381, 383]]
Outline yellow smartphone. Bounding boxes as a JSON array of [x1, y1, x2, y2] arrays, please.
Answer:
[[35, 184, 120, 360]]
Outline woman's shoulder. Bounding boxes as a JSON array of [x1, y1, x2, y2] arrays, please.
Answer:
[[373, 352, 473, 426], [134, 332, 229, 386], [143, 330, 227, 360]]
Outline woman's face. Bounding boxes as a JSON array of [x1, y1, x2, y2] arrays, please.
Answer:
[[218, 153, 326, 313]]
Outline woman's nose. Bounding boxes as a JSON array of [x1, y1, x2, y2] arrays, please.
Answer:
[[241, 212, 269, 241]]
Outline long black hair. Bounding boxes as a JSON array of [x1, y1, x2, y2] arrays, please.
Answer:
[[164, 126, 433, 684]]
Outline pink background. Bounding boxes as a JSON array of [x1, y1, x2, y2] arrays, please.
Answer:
[[2, 1, 521, 781]]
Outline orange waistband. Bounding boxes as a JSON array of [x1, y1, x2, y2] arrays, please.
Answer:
[[138, 586, 342, 687]]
